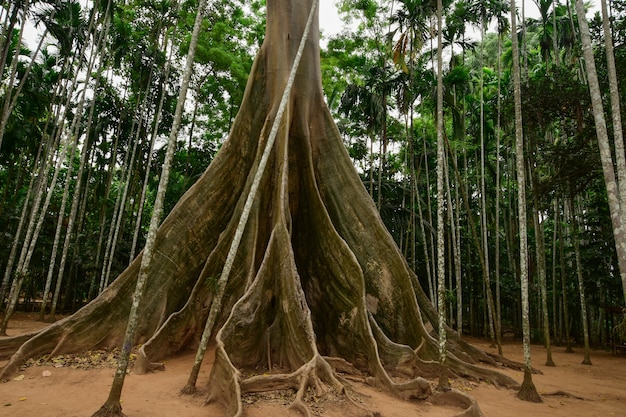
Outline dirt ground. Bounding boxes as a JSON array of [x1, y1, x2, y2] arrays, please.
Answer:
[[1, 312, 625, 417]]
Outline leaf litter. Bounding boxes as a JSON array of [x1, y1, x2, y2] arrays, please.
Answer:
[[19, 348, 137, 371]]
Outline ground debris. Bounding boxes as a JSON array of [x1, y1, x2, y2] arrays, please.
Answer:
[[450, 378, 479, 392], [20, 348, 137, 371], [241, 385, 347, 416]]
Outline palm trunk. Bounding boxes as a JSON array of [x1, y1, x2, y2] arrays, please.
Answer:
[[559, 202, 574, 352], [495, 31, 503, 355], [568, 196, 592, 365], [130, 38, 175, 262], [552, 198, 560, 344], [531, 178, 555, 366], [575, 0, 626, 308], [599, 0, 626, 305], [0, 0, 30, 152], [91, 0, 208, 413], [512, 0, 541, 402], [0, 133, 75, 334], [0, 140, 47, 308], [436, 0, 448, 388]]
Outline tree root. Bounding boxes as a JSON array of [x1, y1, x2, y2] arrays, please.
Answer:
[[432, 389, 484, 417], [209, 347, 485, 417], [517, 371, 542, 403], [90, 402, 127, 417], [543, 390, 587, 400], [133, 352, 165, 374]]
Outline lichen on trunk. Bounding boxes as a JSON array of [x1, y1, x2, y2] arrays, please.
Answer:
[[1, 1, 521, 415]]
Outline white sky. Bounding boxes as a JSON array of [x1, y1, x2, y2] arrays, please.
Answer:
[[317, 0, 601, 39]]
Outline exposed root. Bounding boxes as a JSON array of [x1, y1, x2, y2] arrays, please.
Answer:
[[432, 389, 484, 417], [485, 352, 542, 374], [134, 346, 165, 374], [367, 314, 519, 389], [238, 354, 367, 416], [180, 384, 200, 396], [543, 390, 587, 400], [517, 370, 542, 403], [90, 402, 127, 417]]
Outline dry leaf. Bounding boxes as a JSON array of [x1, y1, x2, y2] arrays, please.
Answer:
[[42, 370, 52, 377], [13, 375, 25, 381]]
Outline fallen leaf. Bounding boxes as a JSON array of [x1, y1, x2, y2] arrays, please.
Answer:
[[19, 397, 26, 401], [13, 375, 25, 381], [42, 370, 52, 377]]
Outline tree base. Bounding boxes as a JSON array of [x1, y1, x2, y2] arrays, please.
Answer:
[[517, 371, 542, 403], [91, 402, 127, 417]]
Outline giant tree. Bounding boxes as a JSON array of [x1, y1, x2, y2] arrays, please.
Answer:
[[0, 0, 519, 415]]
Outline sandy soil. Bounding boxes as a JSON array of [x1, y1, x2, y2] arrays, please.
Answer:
[[1, 312, 625, 417]]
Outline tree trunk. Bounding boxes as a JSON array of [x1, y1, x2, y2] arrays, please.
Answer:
[[569, 196, 592, 365], [511, 0, 542, 402], [575, 0, 626, 309], [600, 0, 626, 306], [436, 0, 449, 390], [1, 2, 520, 416], [532, 186, 555, 366]]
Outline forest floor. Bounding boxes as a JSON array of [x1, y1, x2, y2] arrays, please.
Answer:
[[1, 312, 625, 417]]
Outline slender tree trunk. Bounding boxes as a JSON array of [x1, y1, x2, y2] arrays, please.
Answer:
[[130, 38, 175, 262], [444, 137, 499, 349], [479, 14, 495, 349], [531, 177, 555, 366], [446, 149, 462, 336], [552, 0, 559, 68], [0, 0, 29, 152], [512, 0, 541, 402], [49, 50, 109, 320], [0, 27, 49, 148], [91, 0, 208, 413], [552, 198, 560, 344], [568, 196, 592, 365], [559, 203, 574, 352], [0, 3, 19, 84], [436, 0, 449, 390], [454, 152, 463, 337], [98, 89, 146, 292], [0, 131, 73, 334], [575, 0, 626, 307], [599, 0, 626, 306], [494, 32, 503, 355]]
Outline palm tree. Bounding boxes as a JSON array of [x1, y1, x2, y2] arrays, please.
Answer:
[[91, 0, 209, 413], [574, 0, 626, 309], [599, 0, 626, 306], [512, 0, 542, 402], [435, 0, 449, 390]]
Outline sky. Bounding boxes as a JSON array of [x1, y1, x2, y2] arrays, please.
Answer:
[[316, 0, 601, 40], [319, 0, 347, 38]]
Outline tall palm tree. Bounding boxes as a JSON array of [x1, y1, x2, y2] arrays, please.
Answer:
[[91, 0, 209, 413], [435, 0, 449, 390], [574, 0, 626, 309], [599, 0, 626, 306], [512, 0, 541, 402]]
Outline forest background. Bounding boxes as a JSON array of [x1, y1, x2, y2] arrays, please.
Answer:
[[1, 0, 625, 360]]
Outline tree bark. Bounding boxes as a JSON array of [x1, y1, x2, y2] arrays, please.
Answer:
[[511, 0, 541, 402], [575, 0, 626, 310]]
